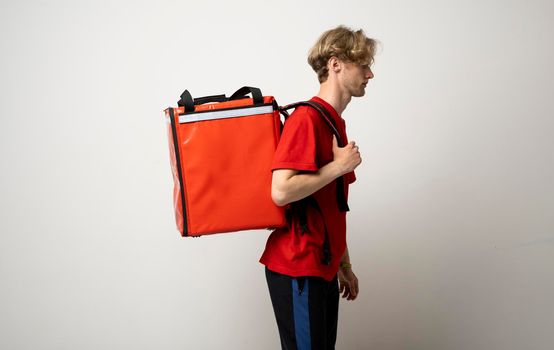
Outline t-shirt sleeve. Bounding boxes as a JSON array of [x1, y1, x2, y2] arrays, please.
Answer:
[[271, 110, 319, 172]]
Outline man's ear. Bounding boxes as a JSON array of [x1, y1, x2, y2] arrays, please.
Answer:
[[328, 56, 342, 73]]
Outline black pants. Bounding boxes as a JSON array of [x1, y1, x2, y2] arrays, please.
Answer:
[[265, 267, 339, 350]]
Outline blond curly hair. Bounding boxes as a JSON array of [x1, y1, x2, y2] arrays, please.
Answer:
[[308, 25, 378, 83]]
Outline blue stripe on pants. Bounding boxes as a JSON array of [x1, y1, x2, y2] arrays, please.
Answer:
[[292, 278, 311, 350]]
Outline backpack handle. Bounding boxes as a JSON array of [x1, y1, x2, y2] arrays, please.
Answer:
[[178, 90, 228, 112], [229, 86, 264, 105], [178, 86, 264, 112]]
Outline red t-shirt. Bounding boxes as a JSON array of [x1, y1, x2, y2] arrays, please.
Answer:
[[259, 96, 356, 281]]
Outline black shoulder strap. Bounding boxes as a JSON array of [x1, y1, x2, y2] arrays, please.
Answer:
[[279, 101, 343, 146], [280, 101, 350, 213], [280, 100, 352, 266], [293, 197, 332, 265]]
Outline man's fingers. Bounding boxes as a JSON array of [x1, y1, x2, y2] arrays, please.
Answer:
[[341, 282, 350, 298], [332, 135, 338, 149], [351, 280, 359, 300], [340, 279, 359, 301]]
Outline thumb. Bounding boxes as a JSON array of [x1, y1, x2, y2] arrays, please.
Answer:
[[332, 135, 339, 149]]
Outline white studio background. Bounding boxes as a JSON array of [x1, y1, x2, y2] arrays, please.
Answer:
[[1, 0, 553, 349]]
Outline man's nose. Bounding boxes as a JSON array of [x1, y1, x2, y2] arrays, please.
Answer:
[[366, 68, 374, 79]]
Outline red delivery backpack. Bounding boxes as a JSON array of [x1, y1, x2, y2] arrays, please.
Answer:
[[164, 86, 350, 263], [164, 87, 286, 236]]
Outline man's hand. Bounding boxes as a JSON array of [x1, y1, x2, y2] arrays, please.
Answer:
[[338, 267, 359, 301], [270, 136, 362, 206], [332, 136, 362, 176]]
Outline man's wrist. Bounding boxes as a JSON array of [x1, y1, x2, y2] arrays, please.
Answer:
[[339, 262, 352, 269], [323, 160, 345, 180]]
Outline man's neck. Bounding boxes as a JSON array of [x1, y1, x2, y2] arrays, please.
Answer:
[[316, 81, 351, 116]]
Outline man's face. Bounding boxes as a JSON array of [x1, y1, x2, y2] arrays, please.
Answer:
[[340, 61, 374, 97]]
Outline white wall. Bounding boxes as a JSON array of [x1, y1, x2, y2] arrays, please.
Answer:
[[1, 0, 553, 349]]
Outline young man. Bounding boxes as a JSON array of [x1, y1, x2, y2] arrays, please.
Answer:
[[260, 26, 377, 349]]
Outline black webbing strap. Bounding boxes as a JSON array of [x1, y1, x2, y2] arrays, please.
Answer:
[[178, 87, 264, 113], [280, 101, 341, 142], [293, 197, 332, 265], [177, 90, 195, 112], [177, 90, 229, 112], [280, 101, 350, 212], [229, 86, 264, 105]]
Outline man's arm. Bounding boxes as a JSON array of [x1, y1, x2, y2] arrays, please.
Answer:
[[341, 245, 351, 265], [271, 136, 361, 206], [338, 245, 359, 300]]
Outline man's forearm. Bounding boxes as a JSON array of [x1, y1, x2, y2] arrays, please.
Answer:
[[341, 246, 350, 264], [272, 161, 344, 206]]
